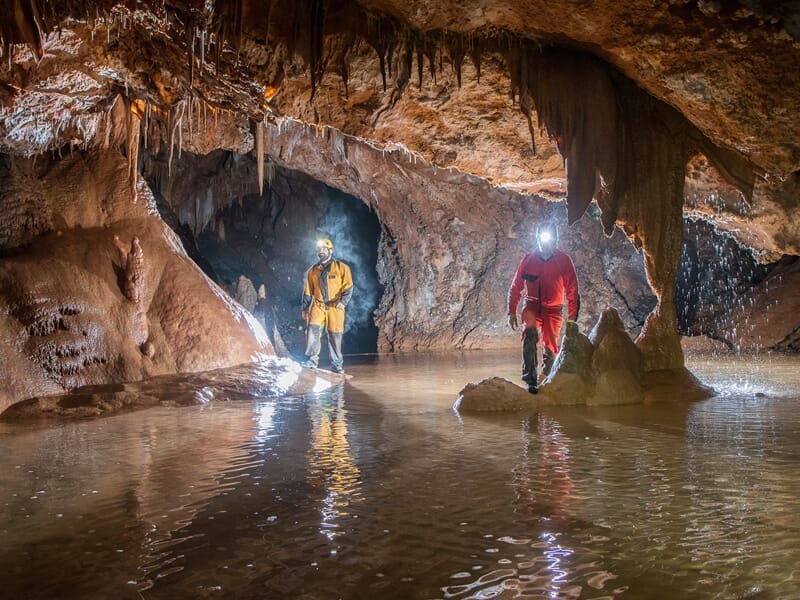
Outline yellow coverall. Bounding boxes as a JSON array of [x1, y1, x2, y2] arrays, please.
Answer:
[[302, 259, 353, 368]]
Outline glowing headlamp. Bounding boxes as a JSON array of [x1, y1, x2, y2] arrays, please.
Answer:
[[538, 230, 553, 243]]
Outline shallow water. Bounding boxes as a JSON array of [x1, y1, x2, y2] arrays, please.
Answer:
[[2, 351, 800, 599]]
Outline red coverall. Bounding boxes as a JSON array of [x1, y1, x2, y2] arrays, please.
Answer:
[[507, 249, 580, 354]]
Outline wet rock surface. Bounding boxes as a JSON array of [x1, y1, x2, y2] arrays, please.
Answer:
[[0, 139, 273, 414], [1, 358, 339, 420], [457, 311, 716, 411]]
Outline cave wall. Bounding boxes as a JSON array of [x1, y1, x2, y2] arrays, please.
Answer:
[[145, 115, 656, 354], [0, 104, 273, 414]]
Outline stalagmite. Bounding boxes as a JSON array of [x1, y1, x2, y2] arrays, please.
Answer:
[[125, 237, 145, 304]]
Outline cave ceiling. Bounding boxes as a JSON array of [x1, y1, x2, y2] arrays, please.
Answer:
[[1, 0, 799, 259]]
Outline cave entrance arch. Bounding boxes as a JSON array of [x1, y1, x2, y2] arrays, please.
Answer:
[[148, 153, 384, 360], [316, 189, 383, 356]]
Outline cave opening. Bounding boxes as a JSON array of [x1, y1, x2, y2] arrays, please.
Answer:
[[143, 150, 383, 360]]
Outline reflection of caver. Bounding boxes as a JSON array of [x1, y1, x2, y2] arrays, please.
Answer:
[[300, 238, 353, 374], [507, 223, 579, 394]]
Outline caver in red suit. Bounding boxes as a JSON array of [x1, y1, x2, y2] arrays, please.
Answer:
[[507, 224, 580, 393]]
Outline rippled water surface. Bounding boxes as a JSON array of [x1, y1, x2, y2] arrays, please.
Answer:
[[2, 351, 800, 599]]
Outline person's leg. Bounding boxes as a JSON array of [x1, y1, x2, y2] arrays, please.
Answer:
[[302, 304, 326, 367], [540, 311, 564, 355], [326, 306, 346, 373], [522, 326, 539, 388], [539, 310, 563, 377], [302, 324, 322, 367], [520, 304, 541, 392], [327, 331, 344, 372]]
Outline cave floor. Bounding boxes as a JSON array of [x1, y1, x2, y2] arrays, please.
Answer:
[[1, 350, 800, 599]]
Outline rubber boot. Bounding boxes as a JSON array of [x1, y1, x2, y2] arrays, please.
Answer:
[[543, 347, 556, 377], [521, 326, 539, 394]]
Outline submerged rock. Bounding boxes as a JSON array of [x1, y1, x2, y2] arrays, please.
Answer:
[[454, 377, 536, 412], [1, 358, 340, 420]]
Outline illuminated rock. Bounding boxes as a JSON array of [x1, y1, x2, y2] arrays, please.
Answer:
[[454, 377, 536, 412], [540, 320, 595, 405], [589, 308, 644, 405]]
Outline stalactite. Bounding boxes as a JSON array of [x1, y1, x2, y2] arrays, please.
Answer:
[[101, 102, 114, 150], [1, 0, 45, 61], [189, 25, 195, 85], [445, 34, 466, 88], [188, 96, 194, 143], [126, 98, 143, 203], [167, 99, 186, 176], [416, 42, 424, 89], [256, 117, 264, 196], [265, 158, 275, 188], [236, 0, 245, 62], [519, 94, 537, 155], [143, 101, 149, 150], [470, 39, 482, 82], [309, 0, 325, 101]]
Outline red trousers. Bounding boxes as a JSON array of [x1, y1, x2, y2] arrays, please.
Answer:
[[521, 301, 563, 354]]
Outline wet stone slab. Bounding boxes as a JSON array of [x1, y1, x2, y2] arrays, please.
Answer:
[[0, 358, 341, 421]]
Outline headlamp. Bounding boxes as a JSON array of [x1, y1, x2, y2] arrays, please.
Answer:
[[538, 230, 553, 243]]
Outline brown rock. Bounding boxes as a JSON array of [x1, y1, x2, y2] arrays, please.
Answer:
[[589, 308, 644, 405]]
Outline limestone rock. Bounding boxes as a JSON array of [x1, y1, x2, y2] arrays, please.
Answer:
[[0, 146, 274, 415], [454, 376, 536, 412], [589, 308, 643, 405], [641, 368, 715, 404], [540, 320, 595, 405], [234, 275, 258, 313], [1, 358, 341, 421]]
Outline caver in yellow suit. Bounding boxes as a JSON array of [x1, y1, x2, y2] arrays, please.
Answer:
[[301, 239, 354, 374]]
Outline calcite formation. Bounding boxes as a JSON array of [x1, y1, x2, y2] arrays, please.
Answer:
[[0, 109, 274, 414], [456, 311, 715, 412]]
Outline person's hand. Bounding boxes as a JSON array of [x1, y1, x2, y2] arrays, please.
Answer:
[[301, 310, 309, 321], [507, 314, 518, 330], [335, 302, 345, 310]]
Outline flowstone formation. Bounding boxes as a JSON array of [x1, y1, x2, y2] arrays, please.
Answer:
[[456, 311, 714, 413], [0, 103, 274, 415]]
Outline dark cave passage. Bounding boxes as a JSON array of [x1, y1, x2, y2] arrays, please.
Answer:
[[145, 152, 383, 359], [316, 190, 383, 355]]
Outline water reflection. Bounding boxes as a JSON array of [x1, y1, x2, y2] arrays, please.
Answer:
[[2, 352, 800, 599], [443, 414, 618, 599], [306, 388, 363, 541]]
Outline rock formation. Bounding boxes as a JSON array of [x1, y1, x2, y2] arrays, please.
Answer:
[[456, 311, 714, 412], [0, 103, 274, 414]]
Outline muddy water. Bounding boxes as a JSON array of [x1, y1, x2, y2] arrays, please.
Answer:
[[1, 351, 800, 599]]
